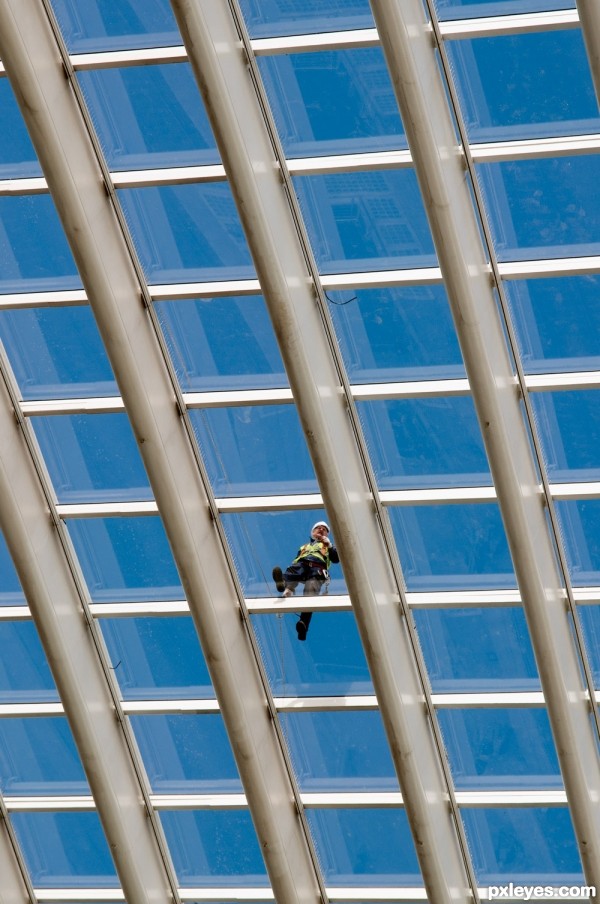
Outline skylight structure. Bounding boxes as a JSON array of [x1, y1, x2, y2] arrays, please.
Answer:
[[0, 1, 599, 903]]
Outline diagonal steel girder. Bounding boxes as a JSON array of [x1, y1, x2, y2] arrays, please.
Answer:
[[0, 1, 325, 903], [168, 1, 477, 902], [0, 791, 32, 904], [369, 0, 600, 884], [576, 0, 600, 109]]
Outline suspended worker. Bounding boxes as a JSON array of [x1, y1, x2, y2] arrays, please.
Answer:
[[272, 521, 339, 641]]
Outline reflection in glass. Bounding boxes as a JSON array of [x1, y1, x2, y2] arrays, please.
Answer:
[[390, 504, 515, 591], [259, 49, 405, 157], [413, 608, 539, 692], [461, 808, 582, 883], [50, 0, 180, 52], [0, 79, 41, 178], [79, 65, 219, 171], [156, 296, 287, 391], [100, 617, 213, 700], [0, 532, 26, 606], [67, 517, 182, 602], [238, 0, 373, 38], [0, 622, 58, 702], [578, 606, 600, 689], [32, 414, 151, 503], [555, 500, 600, 586], [531, 391, 600, 483], [435, 0, 575, 17], [0, 718, 87, 795], [438, 708, 561, 789]]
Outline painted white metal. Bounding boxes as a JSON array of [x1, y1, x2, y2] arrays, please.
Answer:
[[21, 397, 124, 416], [111, 164, 226, 187], [525, 372, 600, 391], [0, 176, 46, 194], [148, 278, 261, 298], [320, 267, 444, 289], [380, 486, 497, 505], [71, 46, 187, 69], [351, 378, 471, 399], [574, 2, 600, 108], [0, 2, 326, 902], [215, 493, 323, 513], [0, 703, 64, 716], [440, 9, 579, 39], [0, 289, 87, 308], [472, 133, 600, 162], [251, 28, 380, 55], [498, 256, 600, 279], [169, 0, 477, 901], [287, 150, 412, 175], [56, 501, 158, 518], [183, 387, 294, 408], [370, 0, 600, 883], [0, 793, 33, 904]]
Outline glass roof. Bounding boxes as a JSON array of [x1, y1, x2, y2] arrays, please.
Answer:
[[0, 0, 598, 900]]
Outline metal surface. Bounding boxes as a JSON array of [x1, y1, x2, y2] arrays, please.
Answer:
[[169, 0, 477, 901], [576, 0, 600, 109], [370, 0, 600, 883], [0, 2, 325, 903]]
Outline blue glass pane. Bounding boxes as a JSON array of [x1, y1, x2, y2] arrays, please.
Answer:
[[294, 171, 436, 273], [156, 296, 287, 391], [222, 510, 346, 597], [0, 79, 41, 178], [0, 307, 117, 400], [555, 500, 600, 586], [118, 185, 254, 284], [67, 517, 182, 602], [329, 285, 464, 383], [50, 0, 180, 52], [258, 49, 405, 158], [12, 812, 118, 887], [438, 708, 561, 789], [0, 622, 58, 702], [461, 808, 582, 883], [253, 612, 373, 697], [506, 276, 600, 375], [413, 608, 539, 691], [100, 617, 213, 700], [435, 0, 575, 17], [238, 0, 373, 38], [0, 196, 80, 294], [358, 397, 490, 489], [390, 504, 515, 591], [0, 532, 26, 606], [531, 391, 600, 482], [130, 714, 241, 792], [578, 606, 600, 689], [160, 810, 268, 886], [32, 414, 151, 503], [79, 66, 218, 171], [0, 718, 87, 795], [306, 809, 420, 885], [191, 406, 317, 497], [477, 156, 600, 262], [447, 31, 598, 142], [283, 710, 397, 790]]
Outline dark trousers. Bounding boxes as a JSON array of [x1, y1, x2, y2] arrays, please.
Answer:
[[283, 566, 325, 631]]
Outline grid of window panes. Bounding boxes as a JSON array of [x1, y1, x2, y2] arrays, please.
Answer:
[[0, 0, 598, 899]]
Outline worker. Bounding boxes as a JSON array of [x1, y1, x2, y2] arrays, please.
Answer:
[[272, 521, 339, 641]]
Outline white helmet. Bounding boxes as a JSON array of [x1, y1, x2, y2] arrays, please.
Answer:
[[311, 521, 330, 533]]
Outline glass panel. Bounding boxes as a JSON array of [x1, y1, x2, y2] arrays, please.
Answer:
[[258, 49, 405, 158], [305, 808, 420, 885], [0, 622, 58, 702], [329, 285, 464, 383], [437, 708, 561, 789], [435, 0, 575, 18], [357, 397, 490, 489], [100, 617, 213, 700], [253, 612, 373, 697], [505, 276, 600, 375], [50, 0, 180, 52], [222, 510, 346, 598], [578, 606, 600, 689], [0, 196, 80, 295], [413, 608, 539, 692], [130, 714, 241, 792], [282, 710, 397, 790], [238, 0, 374, 38], [78, 65, 219, 171], [191, 405, 317, 497], [530, 391, 600, 482], [11, 812, 118, 887], [555, 500, 600, 586], [155, 296, 287, 392], [477, 156, 600, 262], [0, 532, 26, 606], [461, 808, 582, 884], [389, 504, 515, 591], [31, 414, 151, 503], [160, 810, 268, 887], [117, 185, 254, 285], [293, 170, 436, 273], [0, 718, 88, 795], [0, 307, 117, 401], [67, 517, 182, 602], [447, 30, 598, 142], [0, 79, 41, 178]]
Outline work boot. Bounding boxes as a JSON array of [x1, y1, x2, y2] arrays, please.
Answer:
[[272, 566, 285, 593], [296, 620, 307, 641]]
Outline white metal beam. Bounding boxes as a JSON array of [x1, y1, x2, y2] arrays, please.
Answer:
[[168, 1, 477, 901], [576, 0, 600, 109], [0, 793, 33, 904], [0, 2, 325, 903], [369, 0, 600, 884]]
